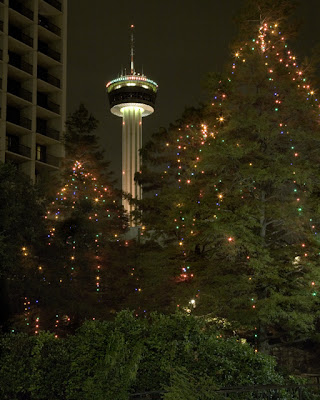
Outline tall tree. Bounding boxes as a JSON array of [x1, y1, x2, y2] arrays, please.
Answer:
[[63, 103, 114, 183], [38, 160, 128, 332], [188, 1, 320, 349], [17, 105, 132, 334], [134, 1, 320, 351], [132, 107, 209, 313]]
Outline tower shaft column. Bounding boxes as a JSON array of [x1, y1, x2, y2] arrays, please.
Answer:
[[122, 106, 142, 218]]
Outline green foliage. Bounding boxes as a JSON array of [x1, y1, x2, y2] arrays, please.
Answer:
[[134, 107, 209, 313], [0, 163, 44, 278], [36, 160, 130, 331], [29, 332, 70, 400], [128, 313, 283, 394], [0, 311, 297, 400], [66, 314, 143, 400], [163, 367, 218, 400], [135, 1, 320, 351], [25, 105, 132, 333], [190, 16, 320, 346], [0, 163, 45, 328], [0, 333, 34, 399], [63, 103, 113, 183], [0, 332, 70, 400]]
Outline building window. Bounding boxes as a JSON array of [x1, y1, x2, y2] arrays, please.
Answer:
[[36, 144, 46, 163]]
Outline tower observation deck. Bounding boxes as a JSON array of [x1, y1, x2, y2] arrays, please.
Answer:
[[106, 25, 158, 223]]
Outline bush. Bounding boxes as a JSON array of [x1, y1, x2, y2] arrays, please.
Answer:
[[1, 311, 315, 399], [0, 333, 34, 399], [66, 314, 143, 400], [0, 332, 69, 400]]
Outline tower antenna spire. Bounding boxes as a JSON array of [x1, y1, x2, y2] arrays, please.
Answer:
[[130, 24, 135, 75]]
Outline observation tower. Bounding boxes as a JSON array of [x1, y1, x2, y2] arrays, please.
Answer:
[[106, 25, 158, 223]]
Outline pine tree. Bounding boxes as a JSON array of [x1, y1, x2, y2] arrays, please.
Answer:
[[19, 105, 132, 334], [39, 160, 128, 332], [188, 1, 320, 348], [133, 107, 210, 313], [134, 1, 320, 349], [64, 103, 113, 182]]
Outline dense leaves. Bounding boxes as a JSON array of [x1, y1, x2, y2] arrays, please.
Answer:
[[0, 163, 45, 328], [0, 312, 294, 400], [189, 10, 320, 347], [135, 1, 320, 351], [63, 103, 113, 182], [10, 105, 132, 334], [133, 107, 210, 313], [0, 163, 44, 278], [33, 105, 131, 332]]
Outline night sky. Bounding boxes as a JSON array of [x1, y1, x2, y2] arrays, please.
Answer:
[[67, 0, 320, 184]]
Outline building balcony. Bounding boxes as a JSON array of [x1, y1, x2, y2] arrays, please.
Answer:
[[37, 95, 60, 114], [36, 119, 60, 141], [36, 153, 59, 167], [9, 0, 33, 21], [38, 40, 61, 62], [43, 0, 62, 12], [8, 82, 32, 102], [38, 15, 61, 36], [9, 25, 33, 48], [8, 53, 33, 75], [7, 114, 32, 130], [6, 141, 31, 158], [37, 67, 60, 88]]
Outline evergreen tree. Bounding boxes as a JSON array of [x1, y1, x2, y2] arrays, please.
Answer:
[[18, 105, 132, 334], [39, 160, 128, 332], [64, 103, 113, 182], [134, 1, 320, 350], [133, 107, 209, 313], [188, 1, 320, 348]]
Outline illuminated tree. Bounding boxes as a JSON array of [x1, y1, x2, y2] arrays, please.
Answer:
[[133, 107, 211, 313], [134, 1, 320, 351], [29, 160, 130, 334], [21, 106, 131, 334], [188, 1, 320, 349]]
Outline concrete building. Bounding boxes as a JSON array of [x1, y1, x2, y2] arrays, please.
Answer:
[[106, 25, 158, 223], [0, 0, 67, 182]]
